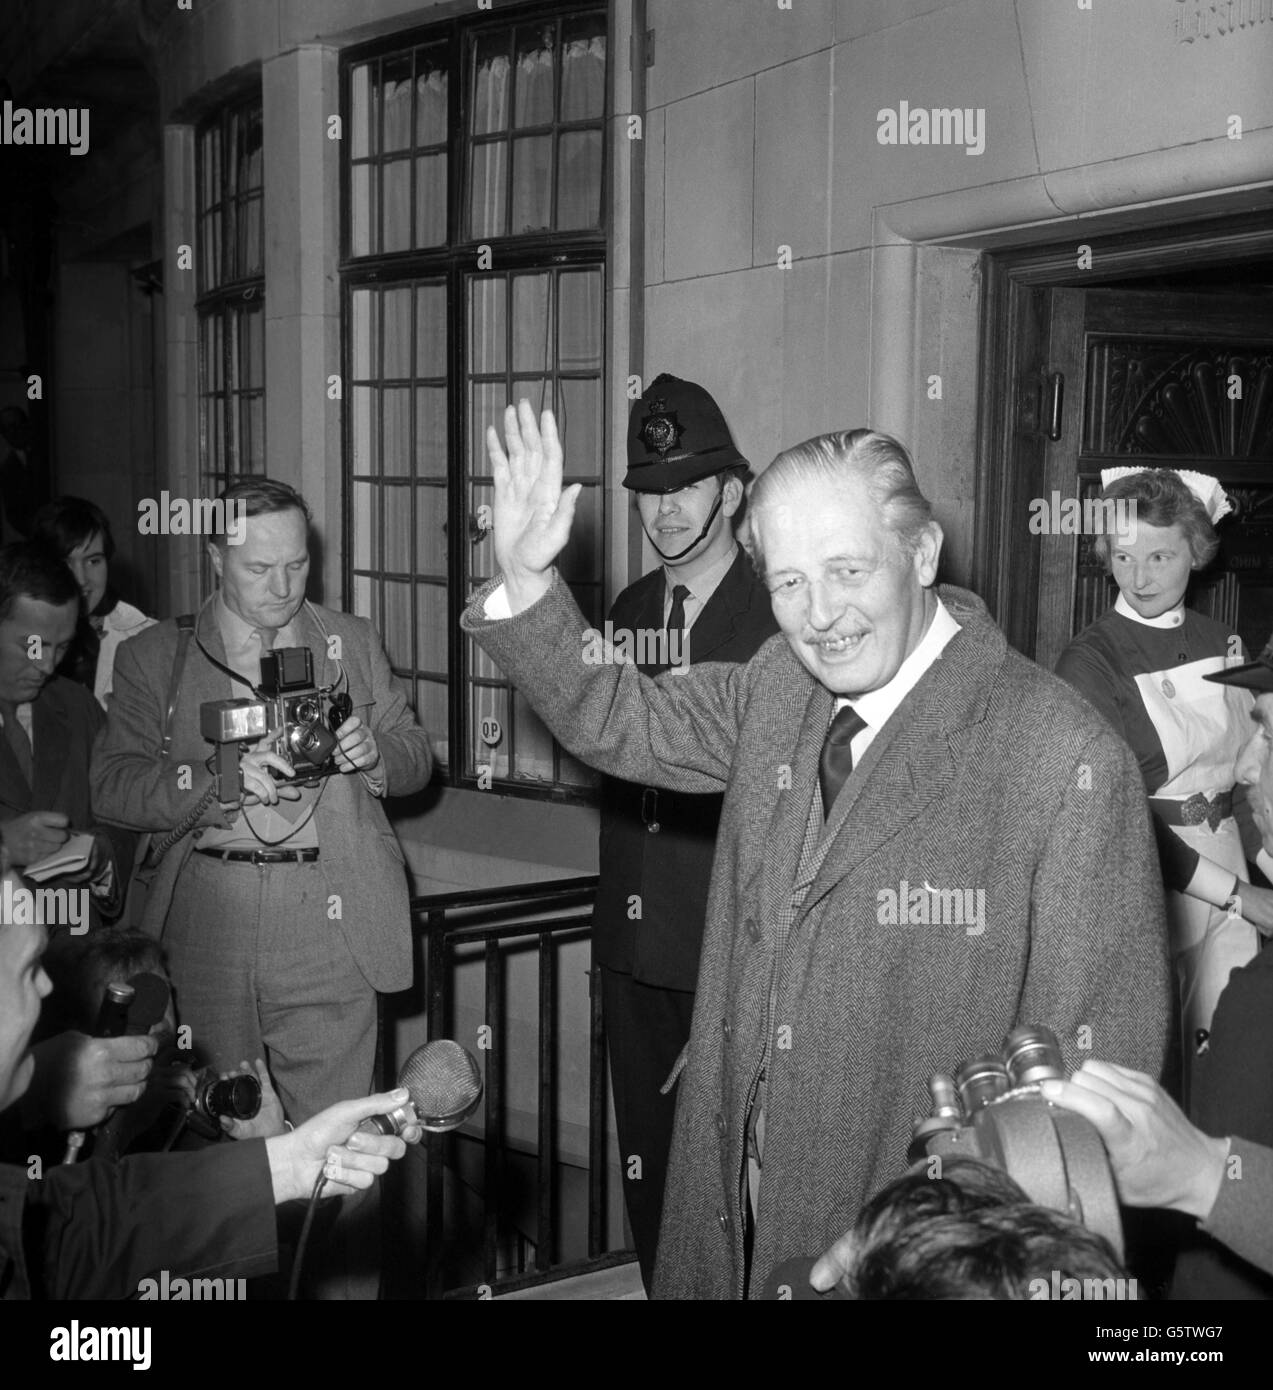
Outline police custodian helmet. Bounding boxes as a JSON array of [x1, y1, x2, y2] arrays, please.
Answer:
[[623, 373, 748, 493]]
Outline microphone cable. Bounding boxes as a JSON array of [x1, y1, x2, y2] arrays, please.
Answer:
[[288, 1170, 331, 1302]]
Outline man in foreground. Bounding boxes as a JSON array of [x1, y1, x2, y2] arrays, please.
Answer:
[[461, 402, 1170, 1298], [596, 374, 776, 1286]]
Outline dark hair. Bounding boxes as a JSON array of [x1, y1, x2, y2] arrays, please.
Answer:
[[30, 496, 116, 563], [1091, 469, 1219, 571], [0, 542, 82, 623], [840, 1160, 1130, 1300], [212, 477, 311, 547]]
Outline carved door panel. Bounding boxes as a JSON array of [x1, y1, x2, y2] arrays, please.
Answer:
[[1033, 288, 1273, 670]]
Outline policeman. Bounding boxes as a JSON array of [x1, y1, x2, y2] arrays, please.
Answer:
[[593, 374, 778, 1289]]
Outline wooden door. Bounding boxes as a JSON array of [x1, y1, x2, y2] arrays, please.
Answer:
[[1022, 289, 1273, 669]]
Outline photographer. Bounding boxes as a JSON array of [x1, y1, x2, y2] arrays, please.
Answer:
[[35, 928, 287, 1159], [90, 478, 433, 1297], [1044, 1060, 1273, 1283], [0, 910, 416, 1300], [802, 1158, 1130, 1300]]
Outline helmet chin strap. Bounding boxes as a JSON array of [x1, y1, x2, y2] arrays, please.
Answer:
[[649, 491, 724, 563]]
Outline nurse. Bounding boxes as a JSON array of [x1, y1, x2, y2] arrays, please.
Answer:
[[1055, 467, 1270, 1098]]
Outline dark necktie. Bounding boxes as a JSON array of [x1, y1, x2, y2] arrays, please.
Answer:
[[665, 584, 690, 645], [819, 705, 867, 820], [1, 700, 33, 786], [255, 626, 277, 679]]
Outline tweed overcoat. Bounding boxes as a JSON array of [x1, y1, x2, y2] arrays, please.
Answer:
[[462, 575, 1171, 1300], [89, 600, 432, 991]]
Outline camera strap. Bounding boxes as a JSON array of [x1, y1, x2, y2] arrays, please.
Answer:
[[160, 614, 197, 760], [191, 630, 260, 694]]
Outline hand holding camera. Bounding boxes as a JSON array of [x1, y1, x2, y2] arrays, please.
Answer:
[[217, 1058, 287, 1141], [1041, 1060, 1229, 1219], [201, 647, 360, 805], [239, 748, 300, 806], [331, 714, 380, 775]]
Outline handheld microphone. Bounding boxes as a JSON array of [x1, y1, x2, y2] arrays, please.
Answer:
[[63, 982, 137, 1165], [89, 974, 180, 1161], [120, 971, 171, 1035], [360, 1039, 483, 1139], [291, 1039, 481, 1301], [95, 981, 135, 1037]]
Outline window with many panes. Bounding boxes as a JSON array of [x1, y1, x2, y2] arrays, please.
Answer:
[[343, 5, 606, 796], [196, 100, 266, 504]]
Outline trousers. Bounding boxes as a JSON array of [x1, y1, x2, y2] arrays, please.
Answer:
[[164, 852, 381, 1298], [600, 964, 695, 1291]]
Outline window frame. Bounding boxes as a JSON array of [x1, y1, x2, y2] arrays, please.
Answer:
[[339, 1, 610, 806], [194, 95, 267, 501]]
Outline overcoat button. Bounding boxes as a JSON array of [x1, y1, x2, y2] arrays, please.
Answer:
[[722, 1017, 732, 1038], [715, 1111, 727, 1136], [717, 1209, 729, 1232]]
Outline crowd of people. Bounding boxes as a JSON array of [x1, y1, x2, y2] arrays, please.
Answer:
[[0, 387, 1270, 1302], [0, 481, 432, 1299]]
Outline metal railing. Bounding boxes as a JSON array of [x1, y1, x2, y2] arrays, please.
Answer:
[[383, 875, 635, 1298]]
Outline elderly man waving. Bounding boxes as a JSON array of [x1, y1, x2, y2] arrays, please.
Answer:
[[462, 402, 1170, 1299]]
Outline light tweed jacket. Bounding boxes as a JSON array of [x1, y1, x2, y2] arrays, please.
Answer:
[[462, 574, 1170, 1300], [90, 600, 432, 992]]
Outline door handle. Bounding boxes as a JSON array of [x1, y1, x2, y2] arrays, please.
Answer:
[[1046, 371, 1065, 442]]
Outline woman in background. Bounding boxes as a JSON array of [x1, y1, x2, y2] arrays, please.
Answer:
[[1055, 467, 1271, 1099], [31, 497, 156, 710]]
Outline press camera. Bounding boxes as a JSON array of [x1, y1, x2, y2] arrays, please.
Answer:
[[200, 647, 353, 803], [909, 1024, 1123, 1259]]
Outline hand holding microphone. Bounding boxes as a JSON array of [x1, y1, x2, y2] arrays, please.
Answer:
[[268, 1042, 481, 1204], [267, 1090, 417, 1203]]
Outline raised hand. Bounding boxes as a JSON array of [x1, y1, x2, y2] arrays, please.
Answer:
[[486, 400, 582, 615]]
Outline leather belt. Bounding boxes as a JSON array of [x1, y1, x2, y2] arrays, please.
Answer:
[[195, 846, 320, 865], [1150, 792, 1233, 832]]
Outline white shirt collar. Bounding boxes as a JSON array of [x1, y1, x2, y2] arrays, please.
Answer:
[[1114, 593, 1185, 629], [835, 596, 961, 731], [663, 543, 738, 607]]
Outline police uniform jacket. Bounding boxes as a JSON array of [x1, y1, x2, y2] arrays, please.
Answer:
[[593, 548, 778, 991]]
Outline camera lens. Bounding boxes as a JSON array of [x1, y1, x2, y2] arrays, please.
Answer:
[[198, 1073, 262, 1121], [1003, 1024, 1064, 1087], [290, 721, 337, 766], [955, 1054, 1010, 1113], [293, 698, 320, 725], [927, 1073, 962, 1120]]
